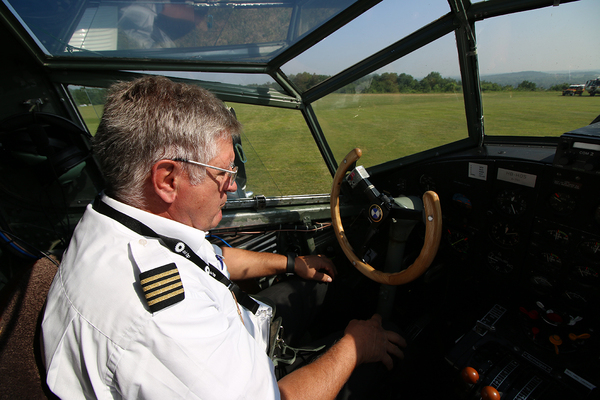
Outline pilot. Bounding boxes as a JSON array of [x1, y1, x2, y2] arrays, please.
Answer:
[[41, 75, 405, 399]]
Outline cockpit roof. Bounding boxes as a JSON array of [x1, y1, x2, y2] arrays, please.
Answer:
[[5, 0, 369, 66]]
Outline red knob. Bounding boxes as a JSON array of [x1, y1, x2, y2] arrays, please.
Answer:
[[461, 367, 479, 384], [481, 386, 500, 400]]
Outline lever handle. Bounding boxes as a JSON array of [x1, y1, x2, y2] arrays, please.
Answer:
[[461, 366, 479, 384], [481, 386, 500, 400]]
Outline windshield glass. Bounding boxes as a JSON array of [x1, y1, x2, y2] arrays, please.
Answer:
[[281, 0, 450, 90], [313, 33, 467, 168], [7, 0, 358, 62], [478, 1, 600, 137], [67, 85, 330, 197]]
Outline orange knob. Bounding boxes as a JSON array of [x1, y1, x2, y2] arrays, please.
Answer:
[[481, 386, 501, 400], [461, 366, 479, 384], [549, 334, 562, 355], [569, 333, 591, 341]]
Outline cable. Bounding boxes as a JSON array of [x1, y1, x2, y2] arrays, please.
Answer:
[[0, 228, 60, 266], [207, 234, 233, 248]]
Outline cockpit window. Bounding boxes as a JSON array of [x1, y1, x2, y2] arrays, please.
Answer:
[[67, 83, 330, 197], [478, 2, 599, 137], [227, 102, 332, 196], [313, 33, 467, 168], [281, 0, 450, 91], [67, 86, 106, 135], [6, 0, 359, 62]]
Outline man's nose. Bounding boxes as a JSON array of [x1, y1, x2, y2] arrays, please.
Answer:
[[226, 178, 237, 193]]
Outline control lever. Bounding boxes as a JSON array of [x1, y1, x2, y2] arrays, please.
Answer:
[[519, 306, 539, 319], [569, 332, 590, 341], [461, 367, 479, 384], [549, 334, 562, 355], [481, 386, 501, 400]]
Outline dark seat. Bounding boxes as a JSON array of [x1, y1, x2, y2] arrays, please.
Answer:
[[0, 256, 59, 399]]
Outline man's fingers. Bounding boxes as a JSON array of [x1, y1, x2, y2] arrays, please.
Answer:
[[382, 354, 394, 371], [387, 331, 407, 348], [387, 340, 405, 360], [313, 271, 333, 283]]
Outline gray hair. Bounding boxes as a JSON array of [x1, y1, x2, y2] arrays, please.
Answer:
[[93, 75, 241, 207]]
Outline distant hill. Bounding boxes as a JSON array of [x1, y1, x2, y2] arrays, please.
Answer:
[[481, 70, 600, 89]]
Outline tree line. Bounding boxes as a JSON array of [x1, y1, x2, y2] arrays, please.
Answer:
[[70, 74, 577, 107], [283, 72, 575, 94]]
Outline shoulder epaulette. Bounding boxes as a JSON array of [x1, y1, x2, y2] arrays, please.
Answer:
[[139, 263, 185, 313]]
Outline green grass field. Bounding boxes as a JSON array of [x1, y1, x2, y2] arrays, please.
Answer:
[[78, 91, 600, 196], [77, 105, 104, 134]]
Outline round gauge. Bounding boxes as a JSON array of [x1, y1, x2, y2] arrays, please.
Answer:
[[490, 221, 520, 247], [544, 229, 569, 246], [530, 275, 554, 289], [487, 250, 515, 273], [539, 252, 562, 271], [577, 240, 600, 263], [547, 192, 577, 215], [563, 290, 588, 306], [496, 189, 527, 215], [572, 265, 599, 284], [419, 174, 436, 191], [446, 228, 469, 254], [452, 193, 472, 213]]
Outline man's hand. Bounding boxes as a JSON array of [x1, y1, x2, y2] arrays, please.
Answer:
[[294, 255, 337, 283], [344, 314, 406, 370]]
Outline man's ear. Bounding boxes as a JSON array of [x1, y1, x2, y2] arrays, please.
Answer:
[[151, 160, 181, 204]]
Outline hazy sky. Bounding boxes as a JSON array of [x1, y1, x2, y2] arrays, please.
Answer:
[[283, 0, 600, 79]]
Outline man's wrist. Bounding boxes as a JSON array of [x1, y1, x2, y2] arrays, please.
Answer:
[[286, 252, 296, 274]]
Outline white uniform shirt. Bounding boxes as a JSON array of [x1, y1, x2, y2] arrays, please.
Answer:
[[42, 195, 280, 399]]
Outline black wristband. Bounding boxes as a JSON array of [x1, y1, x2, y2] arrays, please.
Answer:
[[286, 253, 296, 274]]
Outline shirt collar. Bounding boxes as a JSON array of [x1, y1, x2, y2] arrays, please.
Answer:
[[100, 193, 209, 254]]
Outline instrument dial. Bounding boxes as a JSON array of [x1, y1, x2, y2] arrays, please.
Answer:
[[490, 221, 520, 247], [419, 174, 436, 191], [530, 275, 554, 289], [544, 229, 569, 246], [496, 189, 527, 215], [572, 265, 599, 285], [547, 192, 577, 215], [539, 252, 562, 271], [487, 250, 515, 273], [578, 240, 600, 263], [451, 193, 472, 213], [563, 290, 588, 306], [446, 228, 469, 254]]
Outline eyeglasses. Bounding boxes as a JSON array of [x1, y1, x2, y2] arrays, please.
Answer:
[[172, 158, 238, 185]]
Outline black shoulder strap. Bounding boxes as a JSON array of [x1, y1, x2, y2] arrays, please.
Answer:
[[93, 197, 259, 314]]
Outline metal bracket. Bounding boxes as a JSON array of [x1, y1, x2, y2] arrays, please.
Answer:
[[254, 194, 267, 210]]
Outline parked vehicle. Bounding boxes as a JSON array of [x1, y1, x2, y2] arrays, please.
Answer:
[[563, 84, 585, 95]]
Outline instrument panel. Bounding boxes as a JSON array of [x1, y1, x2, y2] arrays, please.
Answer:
[[380, 148, 600, 304], [373, 142, 600, 398]]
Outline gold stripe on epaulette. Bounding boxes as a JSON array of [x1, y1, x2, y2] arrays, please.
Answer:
[[143, 274, 181, 291], [147, 288, 185, 307], [145, 281, 183, 300], [140, 268, 179, 285]]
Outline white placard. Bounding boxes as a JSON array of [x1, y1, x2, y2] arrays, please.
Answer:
[[468, 162, 488, 181], [497, 168, 537, 188]]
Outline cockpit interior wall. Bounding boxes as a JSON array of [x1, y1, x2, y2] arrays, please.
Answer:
[[0, 113, 103, 259]]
